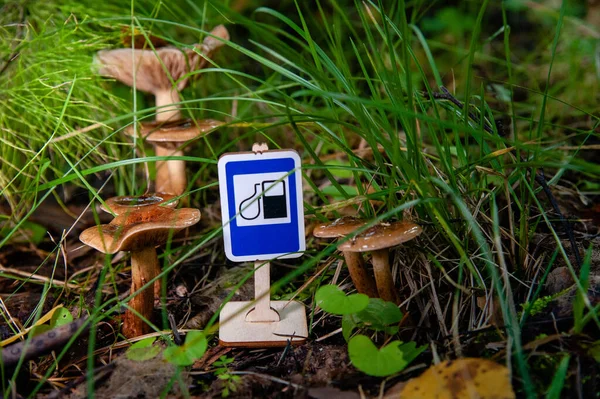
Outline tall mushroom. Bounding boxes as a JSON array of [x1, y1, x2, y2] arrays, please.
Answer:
[[124, 118, 223, 195], [80, 206, 201, 337], [97, 25, 228, 195], [313, 217, 378, 298], [96, 24, 229, 122], [338, 221, 422, 304]]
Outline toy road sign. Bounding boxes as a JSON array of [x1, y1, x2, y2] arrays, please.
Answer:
[[218, 149, 305, 262]]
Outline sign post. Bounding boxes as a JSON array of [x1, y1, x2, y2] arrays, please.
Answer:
[[218, 143, 307, 347]]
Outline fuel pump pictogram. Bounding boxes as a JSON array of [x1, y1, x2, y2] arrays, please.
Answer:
[[236, 175, 289, 225], [238, 179, 288, 221]]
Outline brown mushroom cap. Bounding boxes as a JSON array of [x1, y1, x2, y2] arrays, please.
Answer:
[[95, 25, 229, 95], [101, 193, 178, 215], [313, 217, 368, 238], [337, 221, 422, 252], [80, 207, 200, 253], [96, 46, 196, 94], [124, 118, 223, 149]]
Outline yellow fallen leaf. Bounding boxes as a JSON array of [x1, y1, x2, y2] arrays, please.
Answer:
[[0, 305, 64, 347], [398, 358, 515, 399]]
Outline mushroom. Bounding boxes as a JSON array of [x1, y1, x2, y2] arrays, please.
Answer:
[[100, 192, 179, 298], [96, 24, 229, 122], [338, 221, 422, 304], [313, 217, 378, 298], [124, 118, 223, 195], [80, 206, 201, 337]]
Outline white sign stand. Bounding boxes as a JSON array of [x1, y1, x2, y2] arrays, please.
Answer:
[[245, 261, 280, 322], [219, 143, 308, 347]]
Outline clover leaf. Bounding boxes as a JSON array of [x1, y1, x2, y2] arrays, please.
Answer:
[[50, 307, 73, 328], [164, 331, 207, 366], [315, 285, 369, 315], [348, 334, 426, 377], [125, 337, 161, 361], [342, 298, 403, 340]]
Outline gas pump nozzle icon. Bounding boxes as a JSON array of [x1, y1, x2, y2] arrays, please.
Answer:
[[238, 180, 288, 221]]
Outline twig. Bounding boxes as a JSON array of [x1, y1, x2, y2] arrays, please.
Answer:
[[1, 318, 89, 369], [169, 313, 183, 345], [0, 263, 111, 293], [276, 338, 292, 367], [315, 327, 342, 342]]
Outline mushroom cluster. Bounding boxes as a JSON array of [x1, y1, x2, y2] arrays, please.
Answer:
[[96, 25, 229, 195], [314, 218, 422, 305], [80, 26, 228, 338], [313, 217, 377, 298]]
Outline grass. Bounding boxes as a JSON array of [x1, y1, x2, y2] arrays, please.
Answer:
[[1, 0, 599, 397]]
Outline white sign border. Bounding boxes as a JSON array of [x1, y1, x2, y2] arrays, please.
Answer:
[[218, 149, 305, 262]]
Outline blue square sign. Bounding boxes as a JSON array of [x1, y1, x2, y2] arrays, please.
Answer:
[[218, 150, 305, 262]]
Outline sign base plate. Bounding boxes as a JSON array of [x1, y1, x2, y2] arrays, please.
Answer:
[[219, 301, 307, 347]]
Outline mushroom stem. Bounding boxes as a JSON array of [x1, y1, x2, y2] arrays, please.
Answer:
[[148, 252, 162, 300], [371, 249, 399, 304], [123, 246, 157, 337], [154, 146, 187, 195], [341, 251, 378, 298], [155, 89, 181, 122]]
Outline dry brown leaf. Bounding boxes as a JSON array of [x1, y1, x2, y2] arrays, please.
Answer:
[[397, 358, 515, 399], [476, 296, 504, 327]]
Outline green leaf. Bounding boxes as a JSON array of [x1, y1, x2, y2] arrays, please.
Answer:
[[348, 335, 426, 377], [341, 299, 403, 341], [356, 298, 403, 329], [29, 324, 52, 338], [163, 346, 192, 366], [19, 221, 47, 245], [50, 308, 73, 328], [126, 337, 161, 361], [185, 331, 208, 359], [342, 316, 399, 341], [315, 285, 369, 315], [342, 314, 359, 342], [164, 331, 207, 366]]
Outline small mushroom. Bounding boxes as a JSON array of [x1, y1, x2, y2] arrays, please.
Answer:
[[96, 25, 229, 122], [125, 118, 223, 195], [80, 206, 201, 337], [313, 217, 378, 298], [338, 221, 422, 304]]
